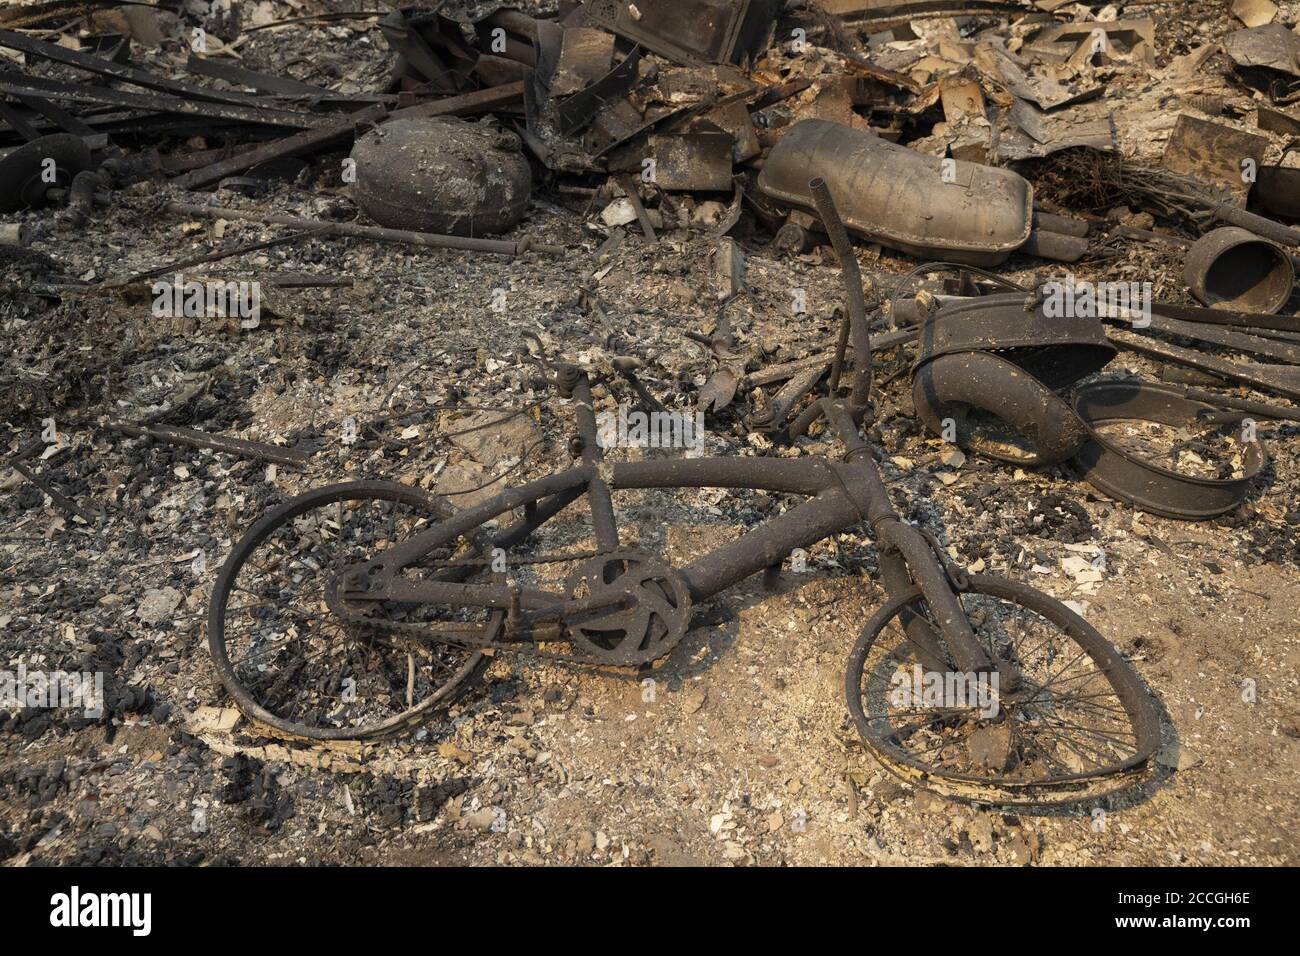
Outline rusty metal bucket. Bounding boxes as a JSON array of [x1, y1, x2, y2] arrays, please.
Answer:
[[757, 119, 1033, 266], [1183, 226, 1295, 314], [1254, 145, 1300, 222]]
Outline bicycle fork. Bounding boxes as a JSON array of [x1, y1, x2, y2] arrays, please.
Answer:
[[823, 398, 999, 680]]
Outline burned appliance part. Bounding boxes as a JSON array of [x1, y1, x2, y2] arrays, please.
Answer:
[[1254, 143, 1300, 222], [582, 0, 780, 68], [912, 351, 1090, 465], [909, 291, 1114, 463], [349, 116, 532, 236], [1071, 380, 1266, 520], [913, 292, 1116, 386], [0, 132, 92, 212], [757, 120, 1034, 266]]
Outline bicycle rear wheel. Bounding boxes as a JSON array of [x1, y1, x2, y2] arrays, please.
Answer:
[[846, 574, 1160, 803], [207, 481, 492, 741]]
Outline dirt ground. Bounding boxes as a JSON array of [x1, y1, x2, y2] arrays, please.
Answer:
[[2, 1, 1299, 866]]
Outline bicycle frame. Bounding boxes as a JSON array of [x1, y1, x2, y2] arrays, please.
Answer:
[[209, 176, 1160, 786], [338, 370, 996, 674], [339, 176, 1000, 675]]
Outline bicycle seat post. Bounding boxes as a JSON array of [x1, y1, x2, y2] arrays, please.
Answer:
[[555, 361, 620, 554]]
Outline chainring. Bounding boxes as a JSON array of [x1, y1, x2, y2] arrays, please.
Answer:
[[562, 551, 691, 666]]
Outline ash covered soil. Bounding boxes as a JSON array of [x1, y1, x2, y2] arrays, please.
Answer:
[[2, 7, 1299, 867]]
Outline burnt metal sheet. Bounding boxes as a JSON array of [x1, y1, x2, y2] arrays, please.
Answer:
[[1161, 114, 1269, 202], [582, 96, 644, 153], [707, 99, 760, 162], [1071, 379, 1266, 520], [549, 27, 615, 97], [522, 69, 596, 171], [757, 119, 1034, 266], [557, 45, 641, 137], [582, 0, 779, 67], [645, 126, 735, 191], [1222, 23, 1300, 77]]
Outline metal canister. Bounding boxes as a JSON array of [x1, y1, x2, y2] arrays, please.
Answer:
[[350, 116, 532, 237], [1183, 226, 1295, 314]]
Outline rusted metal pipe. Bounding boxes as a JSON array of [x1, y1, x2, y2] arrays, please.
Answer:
[[808, 177, 873, 415], [162, 201, 564, 257]]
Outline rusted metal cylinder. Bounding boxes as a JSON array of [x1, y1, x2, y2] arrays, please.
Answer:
[[1021, 228, 1089, 262], [1032, 209, 1090, 238], [0, 222, 30, 246], [1184, 226, 1295, 314], [350, 116, 532, 237], [1255, 163, 1300, 221]]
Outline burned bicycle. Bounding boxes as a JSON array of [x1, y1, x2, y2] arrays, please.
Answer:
[[207, 180, 1160, 803]]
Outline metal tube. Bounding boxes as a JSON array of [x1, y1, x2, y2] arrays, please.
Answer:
[[162, 201, 564, 257], [572, 375, 619, 553], [808, 177, 873, 415], [677, 490, 863, 599]]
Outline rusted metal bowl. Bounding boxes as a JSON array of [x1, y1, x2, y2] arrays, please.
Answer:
[[1183, 226, 1295, 314], [1252, 143, 1300, 222], [757, 119, 1033, 266], [1255, 164, 1300, 221], [350, 116, 532, 237]]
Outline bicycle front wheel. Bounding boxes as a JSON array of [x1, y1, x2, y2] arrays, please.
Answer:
[[846, 574, 1160, 803]]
